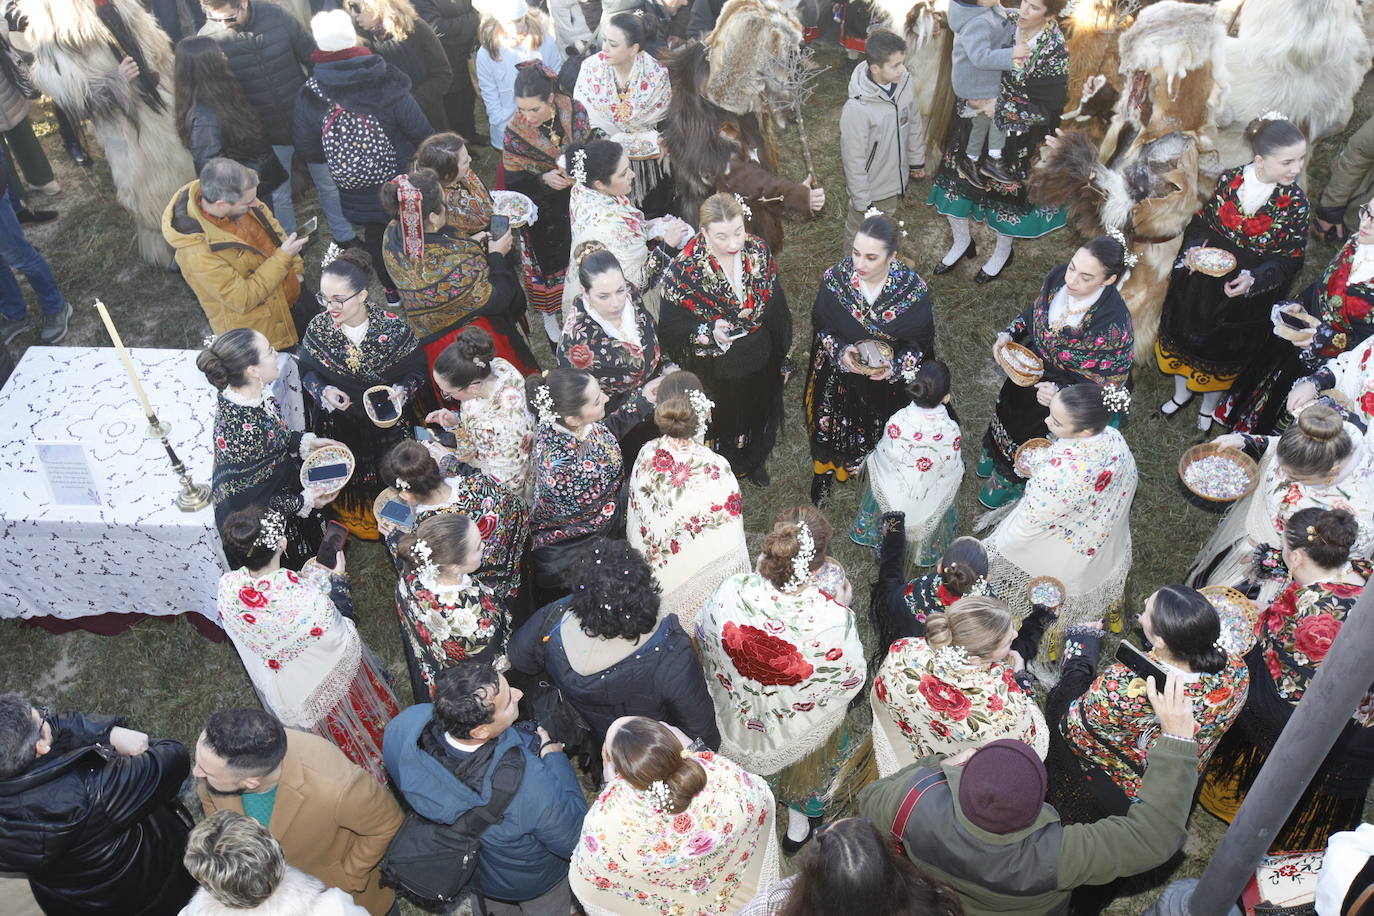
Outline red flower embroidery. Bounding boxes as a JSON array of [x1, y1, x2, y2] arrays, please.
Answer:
[[383, 310, 399, 319], [1205, 686, 1232, 705], [721, 622, 815, 686], [1229, 174, 1244, 191], [671, 813, 694, 833], [1360, 390, 1374, 418], [309, 627, 324, 637], [285, 571, 299, 584], [725, 493, 743, 516], [825, 647, 843, 661], [917, 674, 972, 721], [986, 694, 1004, 713], [886, 423, 902, 439], [267, 659, 281, 670], [1275, 193, 1292, 208], [215, 436, 227, 450], [1217, 200, 1243, 230], [238, 586, 268, 609], [915, 457, 934, 472], [241, 613, 257, 625], [791, 701, 815, 711], [1241, 213, 1274, 237], [444, 642, 469, 660], [1094, 470, 1113, 492], [935, 584, 958, 606], [1327, 582, 1363, 599], [651, 449, 674, 472], [1002, 668, 1023, 693], [1265, 647, 1284, 681], [874, 675, 888, 702], [567, 343, 594, 369], [930, 719, 951, 738], [475, 513, 498, 539], [1293, 613, 1342, 663]]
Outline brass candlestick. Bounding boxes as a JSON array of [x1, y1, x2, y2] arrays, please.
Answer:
[[150, 412, 211, 512]]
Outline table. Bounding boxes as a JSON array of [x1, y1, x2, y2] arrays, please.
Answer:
[[0, 347, 227, 626]]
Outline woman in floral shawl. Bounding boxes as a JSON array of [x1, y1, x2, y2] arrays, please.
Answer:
[[380, 169, 537, 387], [571, 717, 778, 916], [696, 506, 866, 854], [414, 132, 494, 236], [299, 247, 426, 539], [504, 62, 592, 341], [391, 513, 510, 699], [217, 507, 399, 783], [627, 371, 750, 630], [1157, 118, 1309, 432], [984, 384, 1137, 633], [870, 596, 1049, 779], [804, 213, 935, 507], [658, 192, 792, 485], [979, 236, 1133, 508], [1201, 508, 1374, 854], [928, 0, 1068, 282], [1189, 405, 1374, 600], [574, 12, 672, 214]]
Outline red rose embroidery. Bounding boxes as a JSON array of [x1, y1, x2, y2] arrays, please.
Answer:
[[721, 621, 815, 686], [1205, 686, 1232, 705], [309, 627, 324, 637], [886, 423, 901, 439], [238, 586, 268, 609], [825, 647, 843, 661], [1293, 613, 1342, 663], [267, 659, 281, 670], [1229, 174, 1244, 191], [1265, 647, 1283, 680], [1275, 193, 1292, 208], [791, 701, 815, 711], [1327, 582, 1363, 599], [671, 813, 694, 833], [725, 493, 743, 516], [215, 436, 227, 450], [285, 571, 299, 584], [475, 513, 498, 539], [652, 449, 674, 472], [935, 584, 958, 606], [874, 675, 888, 702], [986, 694, 1004, 713], [1002, 668, 1023, 693], [567, 343, 594, 369], [918, 674, 972, 721], [915, 457, 934, 472], [1360, 390, 1374, 418], [1094, 470, 1113, 492], [241, 613, 257, 625], [930, 719, 951, 738], [383, 310, 399, 319], [1218, 200, 1243, 230], [594, 877, 612, 890], [1241, 213, 1274, 237], [1348, 295, 1373, 322]]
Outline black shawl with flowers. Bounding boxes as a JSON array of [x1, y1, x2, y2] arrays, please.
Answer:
[[1185, 167, 1309, 295], [1005, 264, 1134, 387], [1295, 239, 1374, 362], [811, 257, 935, 380], [556, 289, 663, 412], [298, 305, 427, 422]]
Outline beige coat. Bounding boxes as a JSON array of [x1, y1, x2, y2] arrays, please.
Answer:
[[196, 730, 403, 916]]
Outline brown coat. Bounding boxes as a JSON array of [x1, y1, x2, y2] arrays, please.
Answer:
[[195, 730, 402, 915], [162, 179, 305, 350]]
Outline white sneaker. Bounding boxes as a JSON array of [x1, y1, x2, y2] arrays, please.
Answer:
[[32, 181, 61, 197]]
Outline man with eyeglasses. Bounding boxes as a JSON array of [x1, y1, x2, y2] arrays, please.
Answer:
[[0, 693, 198, 914], [163, 157, 313, 352]]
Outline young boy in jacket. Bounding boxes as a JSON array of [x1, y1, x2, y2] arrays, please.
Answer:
[[839, 29, 924, 246]]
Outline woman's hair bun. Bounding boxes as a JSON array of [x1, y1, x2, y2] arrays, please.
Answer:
[[1316, 508, 1360, 551], [332, 245, 372, 273], [574, 239, 608, 265], [1297, 404, 1344, 442]]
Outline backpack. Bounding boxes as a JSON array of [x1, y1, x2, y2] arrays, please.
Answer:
[[380, 744, 526, 910], [306, 77, 398, 191]]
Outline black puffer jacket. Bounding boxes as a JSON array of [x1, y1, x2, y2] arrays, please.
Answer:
[[0, 713, 195, 915], [412, 0, 480, 60], [200, 1, 316, 146], [294, 50, 435, 223], [359, 19, 454, 130]]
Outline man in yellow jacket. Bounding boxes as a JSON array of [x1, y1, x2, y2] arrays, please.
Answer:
[[162, 157, 311, 350]]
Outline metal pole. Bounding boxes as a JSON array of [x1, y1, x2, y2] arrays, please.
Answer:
[[1146, 585, 1374, 915]]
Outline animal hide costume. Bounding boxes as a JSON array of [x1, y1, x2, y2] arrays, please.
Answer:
[[1029, 1, 1226, 362], [20, 0, 194, 266]]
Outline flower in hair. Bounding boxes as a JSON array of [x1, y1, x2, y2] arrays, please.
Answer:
[[733, 193, 753, 220], [252, 510, 288, 551], [569, 148, 588, 185], [411, 537, 442, 592], [863, 205, 885, 219], [472, 358, 487, 369], [395, 478, 410, 491], [965, 576, 991, 597], [1101, 383, 1131, 414], [644, 780, 673, 811], [1260, 110, 1288, 121], [320, 241, 344, 272], [1103, 227, 1139, 269], [201, 333, 218, 348], [533, 384, 558, 425], [782, 521, 816, 592], [687, 388, 714, 443], [934, 644, 970, 668]]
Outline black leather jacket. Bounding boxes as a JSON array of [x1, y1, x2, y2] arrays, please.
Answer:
[[0, 713, 195, 915]]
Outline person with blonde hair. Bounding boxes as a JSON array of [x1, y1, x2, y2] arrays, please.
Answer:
[[658, 191, 792, 486], [626, 370, 750, 627], [180, 810, 369, 914], [476, 0, 563, 153], [348, 0, 455, 130], [696, 506, 866, 855], [870, 594, 1048, 778], [571, 716, 778, 915]]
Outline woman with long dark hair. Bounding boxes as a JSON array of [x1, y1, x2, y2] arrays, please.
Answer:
[[173, 36, 280, 197]]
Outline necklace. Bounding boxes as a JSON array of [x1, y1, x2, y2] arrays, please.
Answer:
[[1050, 292, 1095, 331]]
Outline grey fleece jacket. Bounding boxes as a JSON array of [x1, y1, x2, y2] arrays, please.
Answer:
[[949, 0, 1016, 100], [839, 61, 923, 210]]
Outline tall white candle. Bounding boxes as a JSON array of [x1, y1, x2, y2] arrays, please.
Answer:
[[93, 299, 157, 420]]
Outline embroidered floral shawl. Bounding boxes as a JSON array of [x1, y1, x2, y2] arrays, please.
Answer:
[[557, 290, 662, 404], [627, 437, 750, 629], [395, 572, 509, 695], [870, 636, 1047, 777], [503, 94, 591, 176], [812, 258, 935, 382], [570, 751, 777, 916], [1311, 326, 1374, 428], [867, 404, 963, 544], [1005, 264, 1134, 387], [443, 168, 495, 236], [529, 422, 624, 548], [696, 573, 866, 775], [211, 393, 304, 519], [1258, 562, 1372, 705], [298, 305, 426, 410], [1200, 167, 1309, 261], [993, 22, 1068, 135], [574, 51, 671, 137], [565, 183, 668, 311], [1243, 426, 1374, 556], [1305, 239, 1374, 358], [407, 469, 529, 600], [448, 357, 535, 494], [217, 565, 362, 728], [382, 224, 493, 343], [660, 235, 777, 355]]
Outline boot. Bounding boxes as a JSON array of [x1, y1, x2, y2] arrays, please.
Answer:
[[810, 472, 833, 508]]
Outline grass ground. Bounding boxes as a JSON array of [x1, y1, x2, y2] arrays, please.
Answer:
[[3, 41, 1372, 915]]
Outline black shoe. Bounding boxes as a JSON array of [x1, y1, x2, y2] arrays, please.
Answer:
[[975, 248, 1015, 284], [980, 157, 1017, 184], [955, 155, 986, 190], [781, 817, 824, 856], [932, 240, 977, 276], [810, 472, 833, 508], [748, 466, 771, 488], [16, 207, 57, 224], [65, 141, 93, 168]]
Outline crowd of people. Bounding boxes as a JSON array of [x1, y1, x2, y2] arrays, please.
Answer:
[[3, 0, 1374, 914]]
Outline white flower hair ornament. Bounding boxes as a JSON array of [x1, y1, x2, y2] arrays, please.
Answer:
[[533, 384, 558, 425], [395, 477, 411, 491], [782, 521, 816, 592], [1102, 383, 1131, 414], [569, 148, 588, 185], [733, 193, 753, 220], [687, 388, 714, 442], [320, 241, 344, 271], [1103, 227, 1139, 269], [1260, 110, 1288, 122], [966, 576, 991, 597], [644, 779, 673, 811], [410, 537, 441, 589], [252, 510, 288, 551]]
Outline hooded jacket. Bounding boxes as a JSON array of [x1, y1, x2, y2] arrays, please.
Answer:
[[948, 0, 1016, 101], [201, 1, 316, 146], [293, 50, 434, 224], [383, 705, 588, 903], [162, 179, 304, 350], [0, 713, 195, 915], [839, 60, 922, 210], [178, 865, 369, 916]]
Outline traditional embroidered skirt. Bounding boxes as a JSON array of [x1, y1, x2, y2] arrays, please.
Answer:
[[304, 403, 412, 540], [805, 350, 911, 468], [928, 114, 1067, 239]]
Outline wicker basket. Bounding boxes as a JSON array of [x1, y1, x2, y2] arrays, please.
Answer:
[[1199, 585, 1260, 656], [1013, 437, 1052, 478], [1027, 575, 1065, 610], [1178, 443, 1258, 504], [490, 190, 538, 228], [995, 340, 1043, 386], [852, 339, 895, 377], [363, 385, 402, 428], [1188, 246, 1238, 278], [300, 443, 355, 496]]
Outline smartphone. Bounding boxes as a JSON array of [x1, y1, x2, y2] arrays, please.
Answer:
[[367, 388, 398, 421], [1115, 640, 1168, 690], [412, 425, 434, 442], [299, 215, 318, 236], [377, 498, 417, 531], [306, 462, 349, 483], [488, 214, 510, 240], [1279, 309, 1309, 330], [724, 327, 750, 341], [317, 520, 348, 568]]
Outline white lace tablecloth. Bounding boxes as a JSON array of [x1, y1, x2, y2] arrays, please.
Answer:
[[0, 347, 228, 621]]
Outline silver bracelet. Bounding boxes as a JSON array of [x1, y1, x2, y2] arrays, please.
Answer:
[[1159, 732, 1196, 743]]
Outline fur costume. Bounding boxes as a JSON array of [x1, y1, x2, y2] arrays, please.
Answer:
[[20, 0, 194, 265], [868, 0, 954, 167], [1212, 0, 1370, 169], [701, 0, 803, 115], [1029, 1, 1226, 362]]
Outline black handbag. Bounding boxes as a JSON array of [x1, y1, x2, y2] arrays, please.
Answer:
[[526, 606, 591, 750], [380, 745, 525, 909]]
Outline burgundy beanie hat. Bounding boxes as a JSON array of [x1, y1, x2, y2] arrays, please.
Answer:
[[957, 738, 1048, 834]]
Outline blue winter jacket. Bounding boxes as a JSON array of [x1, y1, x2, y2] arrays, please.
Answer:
[[382, 704, 588, 902]]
